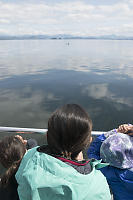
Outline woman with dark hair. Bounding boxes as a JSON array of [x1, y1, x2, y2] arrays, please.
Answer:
[[0, 135, 37, 200], [16, 104, 111, 200]]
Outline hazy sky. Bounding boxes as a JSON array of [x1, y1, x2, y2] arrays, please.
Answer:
[[0, 0, 133, 36]]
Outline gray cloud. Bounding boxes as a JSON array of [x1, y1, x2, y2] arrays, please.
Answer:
[[0, 0, 133, 36]]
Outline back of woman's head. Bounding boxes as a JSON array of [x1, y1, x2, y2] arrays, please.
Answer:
[[0, 135, 26, 186], [47, 104, 92, 159]]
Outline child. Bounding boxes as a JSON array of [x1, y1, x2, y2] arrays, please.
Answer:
[[16, 104, 111, 200], [0, 135, 37, 200], [87, 124, 133, 200]]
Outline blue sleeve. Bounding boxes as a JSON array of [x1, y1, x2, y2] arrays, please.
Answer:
[[87, 129, 118, 160], [87, 134, 106, 160], [119, 169, 133, 193]]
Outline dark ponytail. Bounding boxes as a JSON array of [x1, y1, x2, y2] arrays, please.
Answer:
[[47, 104, 92, 159], [0, 136, 26, 187]]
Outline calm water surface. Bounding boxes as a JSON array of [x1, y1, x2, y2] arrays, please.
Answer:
[[0, 39, 133, 131]]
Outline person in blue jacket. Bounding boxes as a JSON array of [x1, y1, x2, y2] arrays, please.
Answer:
[[87, 124, 133, 200]]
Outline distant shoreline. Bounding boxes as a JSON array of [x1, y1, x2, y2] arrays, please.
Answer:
[[0, 38, 133, 41], [0, 35, 133, 41]]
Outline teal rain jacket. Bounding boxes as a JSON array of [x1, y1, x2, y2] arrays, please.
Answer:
[[16, 147, 111, 200]]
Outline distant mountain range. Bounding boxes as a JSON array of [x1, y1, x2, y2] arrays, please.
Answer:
[[0, 34, 133, 40]]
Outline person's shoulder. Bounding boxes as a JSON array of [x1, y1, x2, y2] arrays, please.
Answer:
[[16, 146, 39, 179], [117, 168, 133, 180], [103, 166, 133, 181], [89, 158, 108, 169], [24, 146, 39, 158]]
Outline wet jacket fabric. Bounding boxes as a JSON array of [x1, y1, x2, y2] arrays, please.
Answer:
[[16, 146, 111, 200], [87, 131, 133, 200]]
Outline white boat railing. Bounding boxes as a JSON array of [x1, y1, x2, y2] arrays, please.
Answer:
[[0, 126, 105, 136]]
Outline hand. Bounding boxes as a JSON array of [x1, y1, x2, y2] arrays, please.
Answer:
[[117, 124, 133, 135], [15, 135, 27, 145]]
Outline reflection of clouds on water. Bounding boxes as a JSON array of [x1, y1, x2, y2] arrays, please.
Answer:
[[83, 83, 110, 99], [1, 40, 133, 80], [90, 63, 133, 78], [82, 83, 133, 108], [112, 97, 133, 108], [0, 65, 133, 130], [1, 61, 133, 80], [115, 65, 133, 79], [0, 87, 59, 128]]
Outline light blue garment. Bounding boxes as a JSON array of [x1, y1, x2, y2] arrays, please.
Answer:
[[16, 147, 111, 200]]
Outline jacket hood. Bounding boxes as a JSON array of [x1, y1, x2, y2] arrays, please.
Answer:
[[16, 147, 110, 200]]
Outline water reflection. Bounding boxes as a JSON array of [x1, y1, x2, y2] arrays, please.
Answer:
[[0, 67, 133, 131], [0, 40, 133, 131], [0, 40, 133, 78]]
